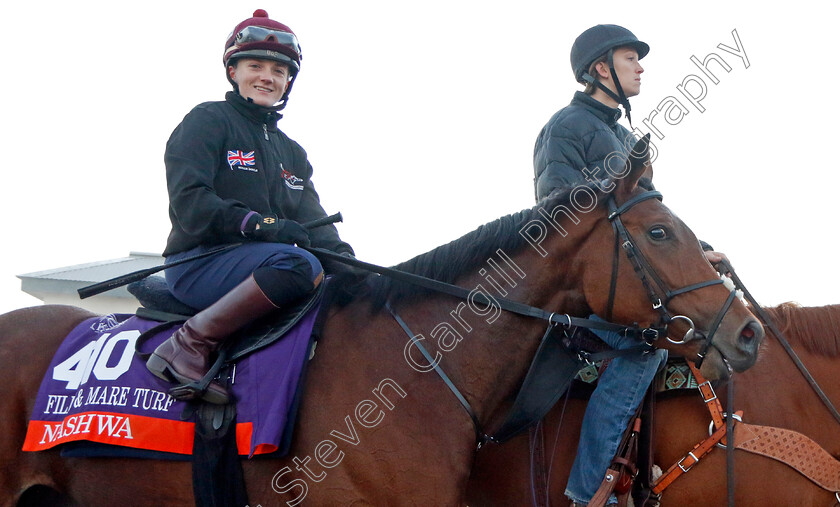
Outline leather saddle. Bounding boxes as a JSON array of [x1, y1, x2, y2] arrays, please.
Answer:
[[128, 275, 324, 363]]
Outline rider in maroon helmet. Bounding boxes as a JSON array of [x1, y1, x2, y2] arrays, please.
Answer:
[[147, 10, 355, 404]]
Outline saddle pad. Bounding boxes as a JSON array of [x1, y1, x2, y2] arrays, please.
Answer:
[[22, 308, 318, 457]]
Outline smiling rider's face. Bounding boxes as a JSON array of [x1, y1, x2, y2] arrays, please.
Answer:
[[228, 58, 290, 106]]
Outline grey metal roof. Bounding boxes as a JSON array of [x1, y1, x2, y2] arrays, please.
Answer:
[[18, 252, 164, 299]]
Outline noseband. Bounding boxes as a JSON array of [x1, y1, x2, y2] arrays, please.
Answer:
[[605, 190, 738, 366]]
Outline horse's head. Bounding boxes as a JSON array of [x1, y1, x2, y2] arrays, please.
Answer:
[[580, 135, 763, 378]]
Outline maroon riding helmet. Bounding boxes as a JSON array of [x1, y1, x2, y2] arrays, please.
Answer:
[[223, 9, 303, 109]]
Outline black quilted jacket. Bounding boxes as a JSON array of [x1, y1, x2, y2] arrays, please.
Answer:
[[533, 91, 636, 201]]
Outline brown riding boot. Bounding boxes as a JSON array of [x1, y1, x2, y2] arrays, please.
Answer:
[[146, 274, 278, 404]]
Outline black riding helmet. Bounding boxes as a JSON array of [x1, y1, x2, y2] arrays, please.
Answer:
[[570, 24, 649, 125]]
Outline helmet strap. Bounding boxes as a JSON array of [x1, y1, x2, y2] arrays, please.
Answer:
[[582, 72, 631, 123], [583, 49, 635, 127], [582, 72, 621, 103], [606, 48, 633, 127]]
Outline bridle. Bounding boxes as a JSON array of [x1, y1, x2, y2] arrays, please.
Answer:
[[303, 188, 743, 444], [605, 190, 739, 366]]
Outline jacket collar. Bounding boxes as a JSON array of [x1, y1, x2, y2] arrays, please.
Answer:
[[225, 91, 283, 130], [571, 91, 622, 126]]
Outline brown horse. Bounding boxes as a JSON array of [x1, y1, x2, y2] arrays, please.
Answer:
[[466, 302, 840, 506], [0, 141, 763, 506]]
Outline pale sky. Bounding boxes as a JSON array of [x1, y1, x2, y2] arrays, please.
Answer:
[[2, 1, 837, 314]]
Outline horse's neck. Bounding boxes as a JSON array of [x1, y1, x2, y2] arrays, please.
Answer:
[[765, 303, 840, 357], [395, 229, 591, 426]]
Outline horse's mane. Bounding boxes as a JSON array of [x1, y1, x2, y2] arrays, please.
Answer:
[[365, 184, 596, 308], [763, 302, 840, 357]]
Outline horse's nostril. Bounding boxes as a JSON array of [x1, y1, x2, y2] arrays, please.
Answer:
[[740, 326, 755, 340], [739, 321, 765, 345]]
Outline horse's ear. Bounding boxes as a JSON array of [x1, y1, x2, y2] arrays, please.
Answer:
[[614, 134, 652, 201]]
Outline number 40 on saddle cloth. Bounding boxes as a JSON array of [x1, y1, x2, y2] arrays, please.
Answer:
[[22, 308, 319, 458]]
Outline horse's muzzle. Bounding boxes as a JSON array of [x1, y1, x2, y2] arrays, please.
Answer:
[[707, 317, 764, 373], [669, 315, 764, 373], [734, 319, 764, 364]]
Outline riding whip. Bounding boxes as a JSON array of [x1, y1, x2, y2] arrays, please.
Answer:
[[77, 212, 342, 299]]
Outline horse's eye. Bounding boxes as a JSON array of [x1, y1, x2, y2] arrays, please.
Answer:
[[648, 226, 668, 240]]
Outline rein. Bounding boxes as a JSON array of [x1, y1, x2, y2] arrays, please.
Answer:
[[303, 246, 662, 446], [651, 259, 840, 503], [304, 248, 657, 338], [716, 259, 840, 426], [304, 189, 733, 446], [651, 360, 840, 503]]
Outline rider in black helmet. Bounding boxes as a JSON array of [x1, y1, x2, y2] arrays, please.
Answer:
[[533, 25, 667, 507], [534, 24, 649, 201], [571, 24, 649, 126]]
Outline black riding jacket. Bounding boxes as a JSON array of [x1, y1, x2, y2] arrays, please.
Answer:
[[533, 91, 635, 201], [164, 92, 353, 257], [533, 93, 714, 252]]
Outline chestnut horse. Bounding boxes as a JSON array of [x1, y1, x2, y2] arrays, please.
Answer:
[[0, 140, 763, 506], [466, 302, 840, 506]]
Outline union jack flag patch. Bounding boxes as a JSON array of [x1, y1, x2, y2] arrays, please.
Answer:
[[227, 150, 256, 170]]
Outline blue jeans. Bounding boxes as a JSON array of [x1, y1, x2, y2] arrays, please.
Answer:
[[565, 315, 668, 505]]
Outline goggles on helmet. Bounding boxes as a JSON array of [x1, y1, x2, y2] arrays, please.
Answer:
[[232, 26, 301, 56]]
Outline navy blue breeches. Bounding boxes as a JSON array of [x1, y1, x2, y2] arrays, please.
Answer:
[[164, 242, 322, 310]]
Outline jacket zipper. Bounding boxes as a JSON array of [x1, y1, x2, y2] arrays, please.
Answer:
[[263, 123, 269, 140]]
